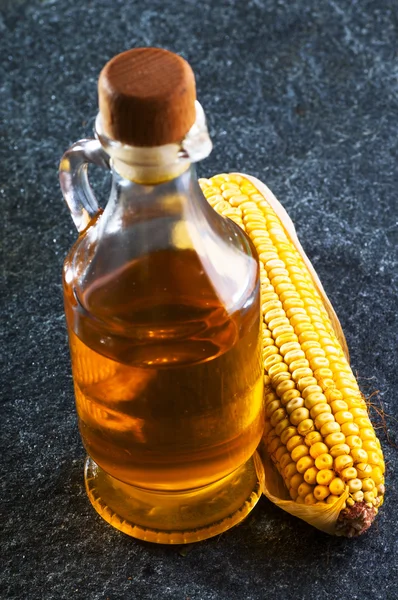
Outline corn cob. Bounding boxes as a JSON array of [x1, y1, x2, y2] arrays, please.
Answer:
[[199, 173, 385, 537]]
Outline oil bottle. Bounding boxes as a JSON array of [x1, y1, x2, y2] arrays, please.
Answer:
[[59, 48, 264, 543]]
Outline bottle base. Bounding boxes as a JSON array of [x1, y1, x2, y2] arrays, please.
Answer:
[[84, 453, 265, 544]]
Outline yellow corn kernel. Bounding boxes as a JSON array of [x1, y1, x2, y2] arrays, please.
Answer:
[[290, 473, 304, 489], [352, 491, 364, 502], [297, 377, 318, 392], [263, 348, 279, 365], [330, 400, 349, 413], [329, 478, 345, 495], [298, 482, 314, 498], [299, 332, 319, 344], [304, 393, 327, 410], [315, 367, 334, 380], [268, 436, 282, 454], [284, 462, 298, 479], [310, 403, 332, 420], [334, 411, 354, 425], [314, 412, 335, 429], [264, 389, 278, 406], [305, 347, 325, 360], [367, 451, 381, 466], [279, 453, 292, 470], [275, 378, 295, 394], [356, 463, 373, 479], [275, 418, 290, 436], [280, 341, 301, 356], [264, 370, 272, 382], [290, 407, 310, 426], [348, 478, 362, 493], [269, 364, 291, 381], [315, 453, 333, 470], [272, 376, 292, 393], [361, 478, 375, 492], [305, 493, 317, 505], [355, 417, 372, 429], [291, 444, 310, 462], [314, 485, 330, 501], [265, 429, 277, 445], [351, 407, 368, 418], [340, 422, 360, 436], [198, 177, 213, 188], [320, 422, 341, 436], [362, 440, 379, 453], [334, 377, 357, 389], [309, 442, 329, 459], [345, 435, 362, 449], [286, 435, 304, 453], [289, 487, 299, 501], [292, 368, 314, 382], [289, 358, 310, 372], [309, 357, 330, 371], [316, 469, 334, 485], [280, 426, 297, 445], [351, 448, 368, 463], [263, 417, 273, 435], [281, 389, 301, 405], [330, 443, 351, 458], [297, 418, 315, 436], [364, 491, 375, 504], [324, 389, 343, 402], [360, 428, 376, 441], [304, 467, 319, 485], [341, 467, 357, 481], [286, 397, 304, 414], [270, 407, 287, 427], [302, 385, 323, 399], [371, 466, 384, 485], [324, 432, 346, 447], [305, 431, 322, 447], [334, 455, 353, 472], [274, 446, 288, 463], [266, 357, 286, 375], [266, 399, 281, 417], [326, 494, 341, 504], [296, 455, 315, 474]]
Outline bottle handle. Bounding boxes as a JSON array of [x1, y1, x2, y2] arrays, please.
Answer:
[[59, 138, 110, 232]]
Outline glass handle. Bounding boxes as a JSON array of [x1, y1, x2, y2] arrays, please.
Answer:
[[59, 138, 110, 232]]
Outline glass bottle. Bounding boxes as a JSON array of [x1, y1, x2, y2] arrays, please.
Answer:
[[59, 48, 264, 544]]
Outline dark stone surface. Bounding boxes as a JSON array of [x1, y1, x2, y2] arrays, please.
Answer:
[[1, 0, 397, 598]]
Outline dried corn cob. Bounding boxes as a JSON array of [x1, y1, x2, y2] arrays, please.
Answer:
[[199, 173, 385, 537]]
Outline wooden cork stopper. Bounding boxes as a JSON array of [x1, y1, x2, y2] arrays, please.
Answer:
[[98, 47, 197, 147]]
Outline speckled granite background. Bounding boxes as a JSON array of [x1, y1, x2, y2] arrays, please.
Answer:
[[1, 0, 398, 598]]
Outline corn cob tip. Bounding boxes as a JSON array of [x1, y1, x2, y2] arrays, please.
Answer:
[[335, 502, 376, 537]]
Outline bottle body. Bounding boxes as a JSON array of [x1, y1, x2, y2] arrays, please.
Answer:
[[65, 251, 263, 494], [64, 167, 264, 495]]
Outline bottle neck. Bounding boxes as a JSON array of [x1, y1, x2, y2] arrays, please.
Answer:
[[95, 101, 212, 185], [112, 150, 190, 185]]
